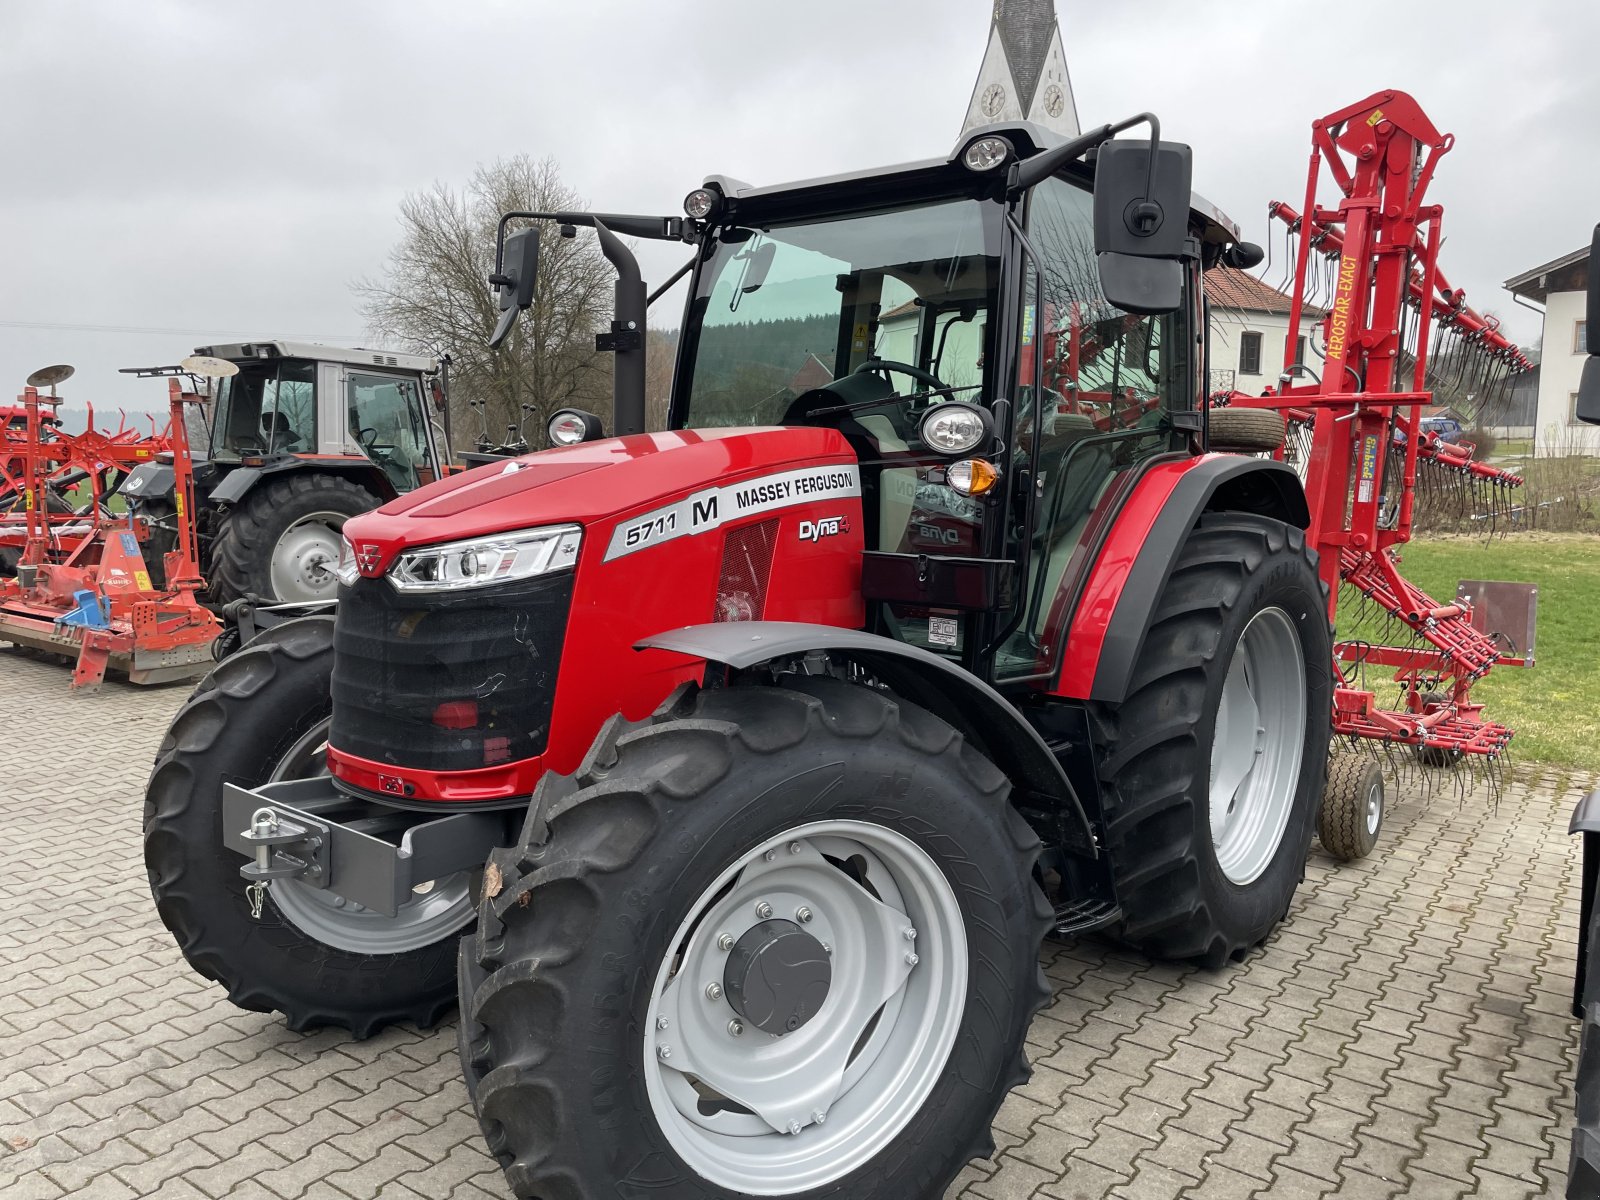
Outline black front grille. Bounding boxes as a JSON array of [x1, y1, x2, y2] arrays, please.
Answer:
[[330, 572, 574, 773]]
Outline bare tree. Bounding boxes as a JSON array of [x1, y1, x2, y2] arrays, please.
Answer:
[[357, 156, 613, 447]]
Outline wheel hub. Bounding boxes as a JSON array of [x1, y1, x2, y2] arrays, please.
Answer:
[[725, 919, 831, 1035]]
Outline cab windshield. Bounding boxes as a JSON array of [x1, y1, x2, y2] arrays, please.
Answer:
[[678, 197, 1005, 428], [209, 360, 316, 460]]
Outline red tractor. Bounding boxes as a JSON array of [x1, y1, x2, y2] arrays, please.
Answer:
[[146, 116, 1332, 1198]]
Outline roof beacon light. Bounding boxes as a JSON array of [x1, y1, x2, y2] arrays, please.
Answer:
[[962, 136, 1013, 173], [684, 188, 719, 220]]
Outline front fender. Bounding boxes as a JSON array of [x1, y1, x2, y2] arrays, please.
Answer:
[[638, 621, 1095, 857]]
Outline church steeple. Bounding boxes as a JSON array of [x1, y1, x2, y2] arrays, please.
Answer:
[[961, 0, 1080, 138]]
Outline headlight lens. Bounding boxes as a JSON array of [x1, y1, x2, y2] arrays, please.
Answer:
[[388, 525, 581, 592], [919, 403, 991, 456], [684, 188, 719, 219], [962, 136, 1013, 172], [547, 408, 603, 447]]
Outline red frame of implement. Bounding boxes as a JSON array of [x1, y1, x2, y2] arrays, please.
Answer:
[[1225, 90, 1531, 755]]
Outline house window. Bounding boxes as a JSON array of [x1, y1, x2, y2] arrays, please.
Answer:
[[1294, 335, 1307, 367], [1239, 331, 1263, 375], [1578, 320, 1588, 355]]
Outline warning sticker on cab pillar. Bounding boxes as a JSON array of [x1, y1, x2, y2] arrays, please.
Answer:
[[604, 464, 861, 561]]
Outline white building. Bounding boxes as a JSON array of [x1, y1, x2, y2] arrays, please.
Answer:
[[1204, 267, 1319, 396], [1504, 245, 1596, 454]]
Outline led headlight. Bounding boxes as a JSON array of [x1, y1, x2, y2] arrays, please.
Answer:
[[387, 525, 581, 592], [918, 402, 993, 456], [684, 188, 719, 219], [547, 408, 605, 447], [962, 135, 1013, 172]]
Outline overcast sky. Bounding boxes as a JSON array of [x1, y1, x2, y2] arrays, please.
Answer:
[[2, 0, 1594, 411]]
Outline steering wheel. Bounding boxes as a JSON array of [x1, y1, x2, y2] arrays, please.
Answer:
[[852, 358, 951, 397], [356, 427, 379, 453]]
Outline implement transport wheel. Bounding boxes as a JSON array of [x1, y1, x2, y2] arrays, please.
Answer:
[[143, 615, 470, 1037], [208, 473, 379, 606], [1089, 512, 1332, 967], [1208, 408, 1287, 453], [458, 677, 1052, 1199], [1317, 754, 1384, 861]]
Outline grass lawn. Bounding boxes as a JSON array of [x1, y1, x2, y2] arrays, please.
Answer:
[[1341, 533, 1600, 769]]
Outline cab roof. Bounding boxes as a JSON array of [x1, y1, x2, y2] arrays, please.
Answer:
[[704, 120, 1244, 247], [192, 340, 437, 373]]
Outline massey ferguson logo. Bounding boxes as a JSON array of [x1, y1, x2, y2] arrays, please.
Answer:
[[798, 516, 849, 543], [356, 544, 384, 575]]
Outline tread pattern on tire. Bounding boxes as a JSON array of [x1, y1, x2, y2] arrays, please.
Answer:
[[144, 615, 457, 1038], [1571, 898, 1600, 1197], [208, 473, 378, 605], [1317, 753, 1382, 861], [459, 678, 1053, 1199], [1209, 408, 1287, 452], [1088, 514, 1331, 968]]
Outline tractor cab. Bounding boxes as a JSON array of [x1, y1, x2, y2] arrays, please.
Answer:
[[660, 122, 1251, 678], [196, 340, 447, 492]]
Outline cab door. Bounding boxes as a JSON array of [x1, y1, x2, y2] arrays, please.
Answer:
[[340, 369, 438, 492]]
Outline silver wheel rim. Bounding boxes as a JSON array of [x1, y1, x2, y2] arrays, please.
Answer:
[[1208, 606, 1308, 886], [1365, 780, 1383, 836], [643, 820, 967, 1194], [269, 511, 347, 603], [263, 719, 475, 955]]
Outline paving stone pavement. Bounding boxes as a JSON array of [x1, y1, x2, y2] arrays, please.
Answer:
[[0, 645, 1589, 1200]]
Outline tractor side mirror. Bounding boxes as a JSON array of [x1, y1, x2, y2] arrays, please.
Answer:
[[488, 227, 541, 350], [1093, 139, 1193, 315], [1575, 223, 1600, 426]]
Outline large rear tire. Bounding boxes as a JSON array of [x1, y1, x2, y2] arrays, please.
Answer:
[[208, 473, 380, 606], [459, 677, 1052, 1199], [1090, 512, 1332, 966], [143, 615, 468, 1037]]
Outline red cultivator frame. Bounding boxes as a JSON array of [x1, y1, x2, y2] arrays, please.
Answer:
[[0, 374, 216, 688], [1218, 90, 1532, 769]]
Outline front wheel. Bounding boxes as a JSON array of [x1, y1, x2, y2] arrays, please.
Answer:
[[208, 473, 380, 605], [459, 677, 1052, 1199]]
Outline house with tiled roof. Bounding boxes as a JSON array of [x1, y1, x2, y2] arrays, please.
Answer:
[[1504, 243, 1596, 453], [1204, 266, 1322, 396]]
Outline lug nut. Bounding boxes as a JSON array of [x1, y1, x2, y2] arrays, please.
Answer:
[[905, 952, 919, 967], [705, 982, 723, 1001], [728, 1019, 744, 1037], [755, 900, 773, 920], [903, 926, 917, 941], [788, 841, 802, 854], [821, 942, 832, 955], [657, 1044, 672, 1060], [788, 1120, 802, 1135], [812, 1110, 826, 1125], [656, 1016, 670, 1030], [764, 849, 776, 862], [796, 906, 813, 924], [717, 932, 734, 951]]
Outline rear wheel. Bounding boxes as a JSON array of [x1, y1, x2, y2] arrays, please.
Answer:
[[208, 473, 380, 605], [459, 677, 1052, 1199], [1317, 754, 1384, 861], [1089, 513, 1332, 966], [143, 615, 468, 1036]]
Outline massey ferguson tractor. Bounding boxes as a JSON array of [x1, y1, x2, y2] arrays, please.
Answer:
[[119, 340, 450, 605], [146, 115, 1335, 1198]]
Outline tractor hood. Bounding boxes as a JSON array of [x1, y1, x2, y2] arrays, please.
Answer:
[[342, 426, 855, 577]]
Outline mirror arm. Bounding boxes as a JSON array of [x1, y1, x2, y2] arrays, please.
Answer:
[[1009, 112, 1161, 196]]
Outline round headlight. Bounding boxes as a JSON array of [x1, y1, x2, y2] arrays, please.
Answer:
[[547, 408, 604, 447], [962, 136, 1013, 173], [919, 403, 991, 456], [684, 188, 719, 219], [947, 458, 1000, 497]]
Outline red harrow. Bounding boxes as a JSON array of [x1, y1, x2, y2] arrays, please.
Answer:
[[0, 367, 216, 688], [1217, 90, 1533, 794]]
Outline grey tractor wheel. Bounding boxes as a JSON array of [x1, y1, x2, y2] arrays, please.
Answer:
[[1209, 408, 1287, 453], [459, 677, 1052, 1199], [1317, 754, 1384, 861], [208, 474, 380, 605], [143, 615, 470, 1037], [1088, 512, 1333, 968]]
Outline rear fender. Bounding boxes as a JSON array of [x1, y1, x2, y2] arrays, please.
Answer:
[[209, 458, 398, 507], [1055, 454, 1309, 704], [638, 621, 1096, 857]]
